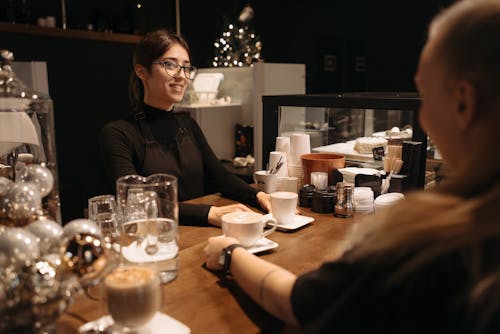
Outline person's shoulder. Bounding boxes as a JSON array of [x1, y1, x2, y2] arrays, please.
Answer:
[[102, 117, 137, 133], [100, 117, 142, 144], [175, 110, 193, 119], [175, 111, 199, 128]]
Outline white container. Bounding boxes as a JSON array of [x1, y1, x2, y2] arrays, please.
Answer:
[[374, 192, 405, 212]]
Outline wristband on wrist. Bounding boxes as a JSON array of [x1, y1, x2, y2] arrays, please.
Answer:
[[219, 243, 244, 277]]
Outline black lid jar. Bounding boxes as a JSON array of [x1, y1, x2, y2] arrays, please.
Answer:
[[311, 188, 336, 213], [299, 184, 316, 208]]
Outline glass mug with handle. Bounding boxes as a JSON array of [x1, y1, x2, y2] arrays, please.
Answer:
[[116, 174, 179, 284]]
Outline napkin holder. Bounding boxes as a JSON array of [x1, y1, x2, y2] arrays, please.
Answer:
[[355, 174, 382, 197]]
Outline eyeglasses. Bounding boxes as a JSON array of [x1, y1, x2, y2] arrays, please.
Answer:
[[152, 60, 197, 80]]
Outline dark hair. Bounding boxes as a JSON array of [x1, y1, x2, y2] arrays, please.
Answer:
[[128, 29, 192, 111]]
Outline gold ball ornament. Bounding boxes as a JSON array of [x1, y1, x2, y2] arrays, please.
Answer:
[[59, 233, 110, 287]]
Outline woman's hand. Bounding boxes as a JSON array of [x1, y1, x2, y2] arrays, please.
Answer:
[[208, 203, 253, 227], [256, 191, 271, 212], [204, 236, 241, 270]]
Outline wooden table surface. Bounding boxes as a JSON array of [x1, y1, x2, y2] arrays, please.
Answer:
[[56, 193, 360, 334]]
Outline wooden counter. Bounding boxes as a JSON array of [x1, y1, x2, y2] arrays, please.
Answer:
[[56, 193, 360, 334]]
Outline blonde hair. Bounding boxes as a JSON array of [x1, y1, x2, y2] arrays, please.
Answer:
[[429, 0, 500, 114], [339, 0, 500, 330]]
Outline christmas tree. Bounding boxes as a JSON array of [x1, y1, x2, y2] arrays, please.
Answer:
[[212, 5, 263, 67]]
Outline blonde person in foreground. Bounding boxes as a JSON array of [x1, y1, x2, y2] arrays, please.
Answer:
[[205, 0, 500, 332]]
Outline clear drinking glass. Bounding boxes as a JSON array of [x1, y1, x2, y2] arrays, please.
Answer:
[[116, 174, 179, 284], [88, 194, 120, 248]]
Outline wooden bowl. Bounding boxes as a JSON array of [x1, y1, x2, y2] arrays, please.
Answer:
[[301, 153, 345, 186]]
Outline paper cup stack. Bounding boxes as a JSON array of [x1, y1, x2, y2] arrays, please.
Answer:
[[275, 136, 291, 157], [374, 192, 405, 212], [288, 133, 310, 164], [353, 187, 374, 214], [286, 134, 311, 187]]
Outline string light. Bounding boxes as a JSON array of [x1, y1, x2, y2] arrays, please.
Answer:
[[212, 5, 263, 67]]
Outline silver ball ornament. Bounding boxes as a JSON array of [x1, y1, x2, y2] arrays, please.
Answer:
[[27, 259, 61, 305], [4, 182, 42, 223], [25, 218, 63, 255], [0, 177, 14, 219], [0, 176, 13, 197], [62, 219, 102, 240], [0, 227, 40, 270], [16, 164, 54, 198], [0, 265, 22, 309]]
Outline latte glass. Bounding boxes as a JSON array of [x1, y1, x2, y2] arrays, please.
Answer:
[[105, 266, 162, 333]]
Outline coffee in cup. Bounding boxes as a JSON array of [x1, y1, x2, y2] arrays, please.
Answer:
[[105, 266, 161, 329], [221, 212, 277, 247], [270, 191, 298, 225]]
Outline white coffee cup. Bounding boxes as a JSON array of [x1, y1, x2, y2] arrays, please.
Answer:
[[221, 212, 277, 247], [253, 170, 277, 193], [270, 191, 298, 225]]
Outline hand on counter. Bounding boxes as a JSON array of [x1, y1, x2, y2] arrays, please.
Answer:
[[208, 203, 254, 227], [256, 191, 271, 212]]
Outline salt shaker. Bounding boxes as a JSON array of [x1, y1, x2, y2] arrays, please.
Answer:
[[334, 184, 354, 218]]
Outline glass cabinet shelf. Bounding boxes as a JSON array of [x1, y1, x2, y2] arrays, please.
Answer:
[[262, 92, 442, 189]]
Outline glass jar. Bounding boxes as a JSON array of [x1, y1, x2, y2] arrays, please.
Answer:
[[310, 187, 336, 213], [334, 184, 354, 218], [0, 49, 61, 223], [298, 184, 316, 208]]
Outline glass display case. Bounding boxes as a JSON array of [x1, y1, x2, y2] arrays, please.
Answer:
[[262, 92, 443, 190]]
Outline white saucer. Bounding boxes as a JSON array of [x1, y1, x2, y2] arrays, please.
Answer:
[[78, 312, 190, 334], [265, 214, 314, 231], [215, 235, 278, 253], [246, 237, 278, 253]]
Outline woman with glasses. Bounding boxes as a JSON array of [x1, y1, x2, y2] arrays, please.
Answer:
[[100, 29, 271, 226], [205, 0, 500, 332]]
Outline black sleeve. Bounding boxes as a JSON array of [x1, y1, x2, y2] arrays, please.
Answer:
[[186, 116, 261, 209], [291, 259, 361, 326], [179, 202, 212, 226], [100, 121, 142, 190]]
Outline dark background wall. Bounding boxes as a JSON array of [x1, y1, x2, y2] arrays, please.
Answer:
[[0, 0, 453, 221]]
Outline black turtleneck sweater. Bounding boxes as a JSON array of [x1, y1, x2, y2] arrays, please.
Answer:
[[100, 104, 259, 226]]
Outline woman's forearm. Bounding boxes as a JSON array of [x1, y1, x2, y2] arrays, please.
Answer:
[[229, 248, 299, 326]]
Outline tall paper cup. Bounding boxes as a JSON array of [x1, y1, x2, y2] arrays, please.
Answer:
[[289, 133, 311, 165], [275, 136, 291, 155]]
